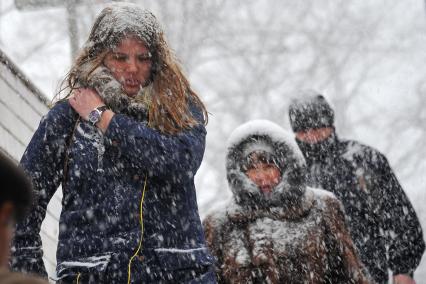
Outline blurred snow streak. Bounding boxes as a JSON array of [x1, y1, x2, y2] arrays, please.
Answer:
[[1, 0, 425, 280]]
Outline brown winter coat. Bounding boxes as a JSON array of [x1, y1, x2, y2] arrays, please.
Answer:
[[203, 120, 371, 284], [204, 188, 370, 284]]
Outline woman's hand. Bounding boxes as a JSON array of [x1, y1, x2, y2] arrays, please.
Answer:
[[69, 88, 114, 133], [69, 88, 104, 120]]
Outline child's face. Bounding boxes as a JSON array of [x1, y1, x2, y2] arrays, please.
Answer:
[[245, 162, 281, 195], [0, 202, 14, 268]]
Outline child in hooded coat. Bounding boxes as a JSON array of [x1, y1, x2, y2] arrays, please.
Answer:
[[203, 120, 372, 284]]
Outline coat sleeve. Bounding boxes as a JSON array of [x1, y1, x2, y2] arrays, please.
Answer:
[[103, 107, 206, 178], [10, 101, 77, 277], [203, 215, 225, 283], [370, 152, 425, 276], [322, 195, 372, 284]]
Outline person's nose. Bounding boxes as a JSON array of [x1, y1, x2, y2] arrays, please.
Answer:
[[126, 57, 138, 73], [255, 172, 270, 186]]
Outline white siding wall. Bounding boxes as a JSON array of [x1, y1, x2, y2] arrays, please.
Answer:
[[0, 50, 60, 278]]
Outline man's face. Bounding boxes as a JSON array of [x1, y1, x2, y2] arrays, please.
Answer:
[[245, 162, 282, 195], [0, 202, 15, 268], [295, 127, 334, 144]]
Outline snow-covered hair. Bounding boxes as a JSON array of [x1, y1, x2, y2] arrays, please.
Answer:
[[58, 3, 208, 134], [86, 3, 161, 55], [226, 120, 307, 209]]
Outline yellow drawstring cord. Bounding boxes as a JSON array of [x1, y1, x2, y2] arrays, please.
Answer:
[[76, 272, 81, 283], [127, 175, 148, 284]]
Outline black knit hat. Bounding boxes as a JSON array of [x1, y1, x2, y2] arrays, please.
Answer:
[[288, 93, 334, 132]]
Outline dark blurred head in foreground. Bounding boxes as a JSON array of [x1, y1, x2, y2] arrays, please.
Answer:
[[0, 152, 32, 268]]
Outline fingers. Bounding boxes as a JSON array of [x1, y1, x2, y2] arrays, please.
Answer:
[[68, 89, 85, 112], [68, 88, 105, 119], [78, 88, 97, 96], [75, 88, 103, 102], [69, 88, 81, 100], [70, 88, 94, 103]]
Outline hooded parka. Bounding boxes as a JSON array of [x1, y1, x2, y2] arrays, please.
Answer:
[[203, 120, 371, 284]]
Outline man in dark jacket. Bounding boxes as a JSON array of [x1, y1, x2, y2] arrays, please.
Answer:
[[288, 93, 425, 284], [0, 152, 48, 284]]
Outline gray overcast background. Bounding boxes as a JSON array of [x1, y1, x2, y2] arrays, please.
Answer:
[[1, 0, 425, 280]]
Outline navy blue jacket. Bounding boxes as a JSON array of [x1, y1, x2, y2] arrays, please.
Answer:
[[11, 101, 215, 283]]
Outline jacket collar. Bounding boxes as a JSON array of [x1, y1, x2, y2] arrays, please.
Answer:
[[226, 189, 315, 224]]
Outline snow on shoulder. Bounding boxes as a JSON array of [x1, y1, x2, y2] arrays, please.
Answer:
[[227, 119, 305, 166], [202, 196, 233, 223], [308, 186, 336, 200], [307, 187, 345, 212]]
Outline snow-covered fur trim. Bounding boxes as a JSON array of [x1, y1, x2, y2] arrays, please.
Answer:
[[226, 188, 315, 221], [226, 120, 307, 209], [227, 120, 305, 164], [83, 66, 152, 121]]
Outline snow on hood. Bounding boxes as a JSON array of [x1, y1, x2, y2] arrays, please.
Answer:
[[227, 120, 305, 167], [226, 120, 307, 209]]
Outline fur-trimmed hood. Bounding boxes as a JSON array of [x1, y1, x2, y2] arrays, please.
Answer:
[[204, 121, 371, 283], [226, 120, 307, 210]]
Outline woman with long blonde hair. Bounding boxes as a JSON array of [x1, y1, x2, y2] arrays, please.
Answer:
[[11, 3, 215, 283]]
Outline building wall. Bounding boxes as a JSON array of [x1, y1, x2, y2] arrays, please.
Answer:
[[0, 49, 60, 278]]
